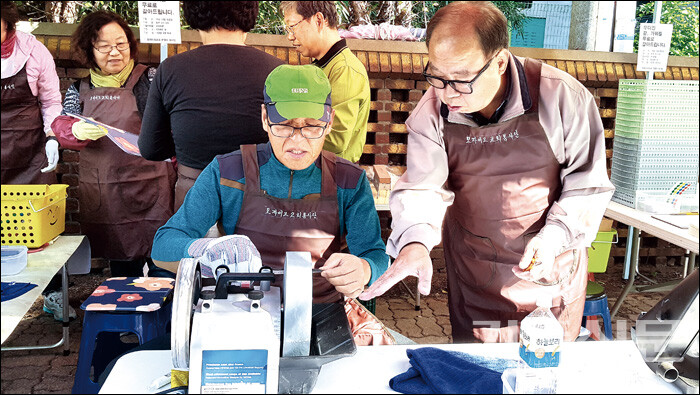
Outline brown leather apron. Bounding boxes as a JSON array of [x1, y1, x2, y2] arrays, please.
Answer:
[[234, 145, 342, 304], [442, 59, 587, 343], [1, 64, 56, 184], [78, 64, 176, 260]]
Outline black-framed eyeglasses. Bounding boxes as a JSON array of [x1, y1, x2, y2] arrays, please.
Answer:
[[94, 42, 130, 54], [284, 18, 308, 37], [422, 53, 498, 94], [265, 114, 328, 140]]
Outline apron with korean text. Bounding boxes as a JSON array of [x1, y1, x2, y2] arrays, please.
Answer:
[[1, 64, 56, 184], [234, 145, 394, 345], [78, 64, 176, 259], [235, 145, 342, 304], [442, 58, 588, 343]]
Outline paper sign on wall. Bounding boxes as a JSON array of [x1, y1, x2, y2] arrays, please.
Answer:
[[138, 1, 181, 44], [637, 23, 673, 72]]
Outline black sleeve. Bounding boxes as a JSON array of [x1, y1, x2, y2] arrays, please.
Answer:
[[133, 66, 156, 116], [138, 65, 176, 161]]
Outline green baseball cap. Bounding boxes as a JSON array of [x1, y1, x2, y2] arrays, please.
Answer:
[[263, 64, 333, 123]]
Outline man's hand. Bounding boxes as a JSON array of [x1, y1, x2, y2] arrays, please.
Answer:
[[71, 121, 108, 141], [320, 253, 371, 299], [359, 242, 432, 301], [516, 236, 557, 281], [41, 139, 59, 173]]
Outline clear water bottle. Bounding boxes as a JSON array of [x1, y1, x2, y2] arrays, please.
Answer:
[[515, 294, 562, 394]]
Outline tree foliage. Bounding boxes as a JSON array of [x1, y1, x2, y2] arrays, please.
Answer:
[[13, 1, 528, 38], [634, 1, 699, 57]]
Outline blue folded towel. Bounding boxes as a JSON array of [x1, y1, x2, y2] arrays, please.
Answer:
[[1, 281, 38, 302], [389, 347, 519, 394]]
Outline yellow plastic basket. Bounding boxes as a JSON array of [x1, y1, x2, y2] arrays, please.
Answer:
[[1, 184, 68, 248]]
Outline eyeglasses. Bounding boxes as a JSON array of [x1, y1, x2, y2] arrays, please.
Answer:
[[93, 42, 130, 54], [266, 116, 328, 140], [422, 53, 498, 94], [284, 18, 307, 37]]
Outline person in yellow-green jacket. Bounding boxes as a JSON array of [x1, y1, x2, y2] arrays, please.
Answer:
[[280, 1, 370, 164]]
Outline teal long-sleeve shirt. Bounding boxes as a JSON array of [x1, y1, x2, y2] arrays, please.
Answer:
[[152, 143, 389, 285]]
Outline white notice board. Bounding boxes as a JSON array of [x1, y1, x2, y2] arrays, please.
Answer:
[[637, 23, 673, 72], [138, 1, 181, 44]]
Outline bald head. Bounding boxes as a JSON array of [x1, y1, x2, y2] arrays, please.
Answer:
[[426, 1, 509, 58]]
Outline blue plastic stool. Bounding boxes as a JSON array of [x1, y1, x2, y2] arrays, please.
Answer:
[[72, 277, 174, 394], [582, 293, 613, 340]]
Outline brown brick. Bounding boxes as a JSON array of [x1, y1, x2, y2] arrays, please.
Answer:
[[354, 50, 368, 71], [376, 88, 391, 101], [375, 133, 390, 144], [366, 123, 384, 132], [389, 124, 408, 133], [369, 78, 384, 89], [599, 109, 616, 119], [691, 68, 699, 80], [385, 79, 414, 90], [61, 174, 79, 187], [597, 88, 618, 98], [55, 163, 71, 174], [385, 102, 414, 112], [300, 55, 313, 65], [45, 37, 60, 57], [385, 144, 407, 154], [401, 53, 412, 74], [55, 67, 67, 78], [368, 52, 380, 73], [416, 81, 430, 91], [369, 101, 383, 111], [61, 150, 80, 163], [66, 198, 79, 214], [59, 79, 75, 92], [411, 53, 424, 75], [375, 154, 389, 165], [379, 52, 391, 73], [408, 89, 424, 102], [67, 68, 89, 79], [376, 111, 391, 122]]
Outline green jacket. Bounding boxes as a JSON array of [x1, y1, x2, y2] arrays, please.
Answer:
[[315, 40, 370, 163]]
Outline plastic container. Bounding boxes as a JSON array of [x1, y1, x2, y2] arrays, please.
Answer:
[[1, 184, 68, 248], [519, 295, 563, 368], [635, 191, 699, 214], [587, 230, 617, 273], [1, 245, 28, 276]]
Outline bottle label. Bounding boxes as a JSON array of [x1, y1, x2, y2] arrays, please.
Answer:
[[519, 341, 560, 368]]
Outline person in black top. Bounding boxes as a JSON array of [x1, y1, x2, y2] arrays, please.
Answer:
[[139, 1, 284, 210]]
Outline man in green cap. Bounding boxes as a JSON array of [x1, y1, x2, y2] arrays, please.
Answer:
[[151, 64, 389, 303]]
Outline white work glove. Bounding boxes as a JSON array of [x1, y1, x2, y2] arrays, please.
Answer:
[[41, 139, 60, 173], [71, 120, 108, 141], [188, 235, 263, 279]]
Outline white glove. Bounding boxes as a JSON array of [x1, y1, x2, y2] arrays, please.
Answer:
[[41, 139, 60, 173], [189, 235, 263, 279]]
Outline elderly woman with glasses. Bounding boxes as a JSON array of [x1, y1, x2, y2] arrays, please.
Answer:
[[151, 65, 393, 345], [52, 11, 176, 278]]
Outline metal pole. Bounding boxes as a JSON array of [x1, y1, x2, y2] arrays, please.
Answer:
[[647, 1, 663, 81], [160, 43, 168, 63]]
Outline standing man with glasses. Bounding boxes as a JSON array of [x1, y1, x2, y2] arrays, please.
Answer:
[[152, 65, 389, 306], [360, 2, 614, 343], [280, 1, 370, 164]]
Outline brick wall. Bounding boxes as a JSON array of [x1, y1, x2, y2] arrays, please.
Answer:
[[31, 23, 699, 270]]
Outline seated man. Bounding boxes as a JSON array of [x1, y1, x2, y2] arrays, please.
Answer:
[[151, 64, 389, 307]]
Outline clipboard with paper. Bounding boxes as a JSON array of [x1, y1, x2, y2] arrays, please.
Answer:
[[66, 113, 142, 156]]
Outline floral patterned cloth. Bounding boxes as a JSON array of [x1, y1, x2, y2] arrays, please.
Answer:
[[81, 277, 175, 312]]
